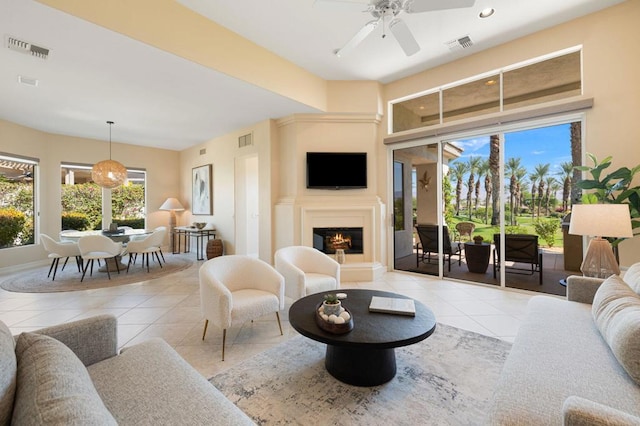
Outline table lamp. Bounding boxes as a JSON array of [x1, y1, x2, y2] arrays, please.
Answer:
[[159, 198, 185, 252], [569, 204, 633, 278]]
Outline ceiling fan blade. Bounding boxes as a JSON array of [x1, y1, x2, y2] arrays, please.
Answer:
[[334, 19, 379, 57], [404, 0, 475, 14], [388, 18, 420, 56]]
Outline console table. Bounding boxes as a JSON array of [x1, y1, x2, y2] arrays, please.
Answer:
[[173, 226, 216, 260]]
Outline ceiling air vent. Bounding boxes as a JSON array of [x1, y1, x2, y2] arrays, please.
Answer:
[[238, 133, 253, 148], [5, 35, 49, 60], [445, 35, 473, 52]]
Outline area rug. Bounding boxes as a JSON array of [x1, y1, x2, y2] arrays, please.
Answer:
[[210, 323, 510, 425], [0, 256, 194, 293]]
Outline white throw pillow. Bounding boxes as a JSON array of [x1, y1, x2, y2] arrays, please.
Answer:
[[592, 275, 640, 385], [623, 262, 640, 294]]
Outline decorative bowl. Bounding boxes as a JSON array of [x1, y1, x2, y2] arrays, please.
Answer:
[[193, 222, 207, 230]]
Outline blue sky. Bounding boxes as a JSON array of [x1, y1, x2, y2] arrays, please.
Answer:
[[451, 123, 573, 178]]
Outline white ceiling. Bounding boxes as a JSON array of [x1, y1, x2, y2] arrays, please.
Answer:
[[0, 0, 626, 151]]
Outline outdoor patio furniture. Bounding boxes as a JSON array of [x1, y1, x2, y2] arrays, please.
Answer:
[[455, 222, 476, 242], [415, 224, 462, 272], [492, 234, 543, 284]]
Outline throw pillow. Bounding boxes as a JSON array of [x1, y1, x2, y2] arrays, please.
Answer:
[[12, 332, 117, 425], [592, 275, 640, 385], [623, 262, 640, 294]]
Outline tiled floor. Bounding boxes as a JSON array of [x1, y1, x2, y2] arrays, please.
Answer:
[[0, 254, 557, 378]]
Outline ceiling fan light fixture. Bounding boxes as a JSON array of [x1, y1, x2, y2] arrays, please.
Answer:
[[91, 121, 127, 189], [479, 8, 495, 18]]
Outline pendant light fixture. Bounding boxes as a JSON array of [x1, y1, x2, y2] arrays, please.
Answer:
[[91, 120, 127, 189]]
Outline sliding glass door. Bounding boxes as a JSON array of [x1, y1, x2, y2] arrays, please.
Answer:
[[391, 118, 583, 296]]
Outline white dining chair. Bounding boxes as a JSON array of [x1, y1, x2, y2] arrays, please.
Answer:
[[126, 228, 165, 272], [78, 235, 125, 282], [40, 234, 82, 281], [199, 255, 284, 361]]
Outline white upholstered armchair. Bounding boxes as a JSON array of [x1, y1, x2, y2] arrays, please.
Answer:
[[274, 246, 340, 301], [199, 255, 284, 361]]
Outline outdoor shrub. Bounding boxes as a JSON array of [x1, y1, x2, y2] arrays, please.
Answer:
[[534, 218, 560, 248], [0, 208, 26, 247], [112, 218, 145, 229], [504, 225, 526, 234], [62, 212, 90, 231]]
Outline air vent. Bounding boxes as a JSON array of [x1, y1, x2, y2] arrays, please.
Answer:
[[445, 35, 473, 52], [199, 148, 206, 155], [238, 133, 253, 148], [5, 35, 49, 60], [18, 76, 38, 87]]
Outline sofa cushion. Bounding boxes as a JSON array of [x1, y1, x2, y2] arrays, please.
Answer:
[[12, 332, 117, 425], [88, 338, 254, 425], [0, 321, 16, 426], [623, 262, 640, 294], [592, 275, 640, 385]]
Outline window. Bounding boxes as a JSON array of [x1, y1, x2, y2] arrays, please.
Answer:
[[61, 164, 146, 230], [0, 153, 38, 248], [393, 161, 405, 231], [391, 49, 582, 134]]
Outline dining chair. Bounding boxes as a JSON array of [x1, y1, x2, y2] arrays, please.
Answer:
[[274, 246, 340, 301], [40, 234, 82, 281], [78, 235, 125, 282], [126, 228, 165, 272], [199, 255, 284, 361]]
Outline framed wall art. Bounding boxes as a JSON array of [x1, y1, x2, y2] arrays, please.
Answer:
[[192, 164, 212, 215]]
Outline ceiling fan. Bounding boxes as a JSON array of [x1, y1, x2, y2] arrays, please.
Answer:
[[322, 0, 476, 57]]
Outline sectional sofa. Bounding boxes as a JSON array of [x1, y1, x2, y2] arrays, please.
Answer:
[[0, 314, 254, 425], [487, 264, 640, 424]]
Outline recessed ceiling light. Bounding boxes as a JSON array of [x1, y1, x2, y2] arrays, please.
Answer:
[[485, 79, 497, 86], [479, 8, 495, 18]]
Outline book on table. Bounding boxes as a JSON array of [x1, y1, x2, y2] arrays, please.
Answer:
[[369, 296, 416, 316]]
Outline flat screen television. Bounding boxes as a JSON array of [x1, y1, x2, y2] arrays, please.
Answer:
[[306, 152, 367, 190]]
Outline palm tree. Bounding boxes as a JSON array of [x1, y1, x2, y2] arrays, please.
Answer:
[[481, 160, 492, 225], [475, 160, 489, 219], [489, 135, 500, 225], [505, 157, 522, 225], [450, 162, 468, 216], [514, 168, 528, 219], [570, 122, 582, 206], [544, 176, 557, 214], [528, 171, 539, 218], [533, 163, 550, 217], [466, 156, 482, 220], [558, 161, 573, 211]]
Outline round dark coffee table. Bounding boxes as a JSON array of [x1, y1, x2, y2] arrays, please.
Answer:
[[289, 289, 436, 386]]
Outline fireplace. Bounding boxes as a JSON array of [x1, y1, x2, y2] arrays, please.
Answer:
[[313, 227, 363, 255]]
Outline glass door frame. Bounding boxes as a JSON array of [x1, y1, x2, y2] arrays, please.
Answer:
[[389, 111, 586, 288]]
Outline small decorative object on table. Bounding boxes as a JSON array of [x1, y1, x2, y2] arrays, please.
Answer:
[[335, 249, 345, 264], [316, 294, 354, 334], [193, 222, 207, 230], [473, 235, 484, 245]]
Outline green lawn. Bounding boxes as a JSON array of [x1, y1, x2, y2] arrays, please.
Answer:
[[448, 214, 564, 248]]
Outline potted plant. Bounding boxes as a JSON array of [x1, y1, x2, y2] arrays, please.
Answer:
[[473, 235, 484, 245], [322, 293, 341, 316]]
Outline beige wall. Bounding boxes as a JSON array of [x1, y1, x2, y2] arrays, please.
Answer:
[[178, 120, 275, 261], [0, 119, 180, 269], [383, 1, 640, 267]]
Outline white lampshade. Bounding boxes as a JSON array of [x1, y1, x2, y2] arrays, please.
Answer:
[[569, 203, 633, 278], [159, 198, 185, 211], [568, 204, 633, 238]]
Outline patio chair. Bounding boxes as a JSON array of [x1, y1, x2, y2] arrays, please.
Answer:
[[455, 222, 476, 242], [492, 234, 543, 284], [415, 224, 462, 272]]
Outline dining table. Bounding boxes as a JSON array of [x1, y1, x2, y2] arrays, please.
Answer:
[[61, 228, 152, 272]]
